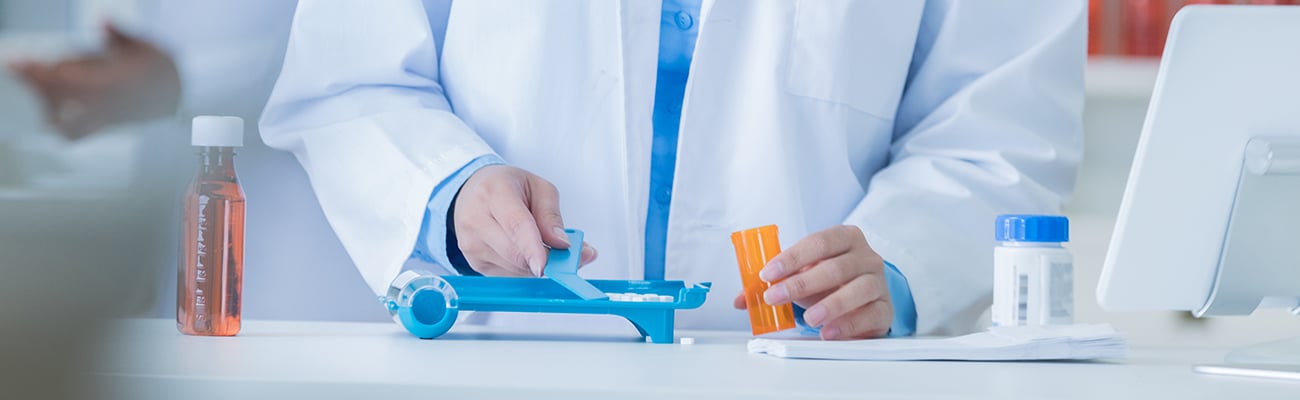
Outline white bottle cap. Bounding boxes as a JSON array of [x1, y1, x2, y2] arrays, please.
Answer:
[[192, 116, 244, 147]]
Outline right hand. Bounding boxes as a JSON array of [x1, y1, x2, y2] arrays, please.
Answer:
[[452, 165, 596, 276]]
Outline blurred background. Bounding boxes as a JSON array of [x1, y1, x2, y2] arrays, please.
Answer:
[[0, 1, 378, 398], [1076, 0, 1300, 347], [0, 0, 380, 323], [1, 0, 1300, 397]]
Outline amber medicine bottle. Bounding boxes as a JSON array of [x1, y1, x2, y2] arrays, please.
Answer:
[[177, 116, 246, 336], [731, 225, 797, 335]]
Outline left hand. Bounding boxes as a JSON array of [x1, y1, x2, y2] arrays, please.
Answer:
[[8, 24, 180, 140], [732, 225, 893, 340]]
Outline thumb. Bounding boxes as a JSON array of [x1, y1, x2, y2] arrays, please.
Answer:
[[103, 23, 147, 50], [104, 23, 132, 44], [527, 177, 571, 249], [733, 292, 747, 310]]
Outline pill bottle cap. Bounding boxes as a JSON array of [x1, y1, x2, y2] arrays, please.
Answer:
[[995, 214, 1068, 243], [192, 116, 244, 147]]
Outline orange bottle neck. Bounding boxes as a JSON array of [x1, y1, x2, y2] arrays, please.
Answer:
[[197, 147, 238, 181]]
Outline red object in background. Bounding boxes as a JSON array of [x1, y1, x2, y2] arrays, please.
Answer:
[[1122, 0, 1170, 57], [1091, 0, 1300, 59], [1089, 0, 1103, 55]]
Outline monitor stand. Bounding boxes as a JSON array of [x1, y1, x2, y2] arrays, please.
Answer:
[[1190, 136, 1300, 382], [1195, 137, 1300, 317], [1194, 336, 1300, 381]]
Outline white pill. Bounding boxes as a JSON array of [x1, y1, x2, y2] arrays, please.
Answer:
[[680, 337, 695, 345]]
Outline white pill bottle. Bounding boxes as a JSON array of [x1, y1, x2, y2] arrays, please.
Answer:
[[991, 215, 1073, 327]]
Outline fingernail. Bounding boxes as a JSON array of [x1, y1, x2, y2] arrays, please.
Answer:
[[552, 227, 570, 246], [821, 327, 841, 340], [804, 306, 826, 327], [763, 285, 789, 305], [759, 260, 784, 282], [528, 255, 545, 276]]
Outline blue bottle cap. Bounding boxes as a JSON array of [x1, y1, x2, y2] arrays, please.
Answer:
[[995, 214, 1068, 243]]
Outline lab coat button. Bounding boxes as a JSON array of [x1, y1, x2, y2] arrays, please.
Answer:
[[675, 11, 694, 30], [656, 188, 672, 204]]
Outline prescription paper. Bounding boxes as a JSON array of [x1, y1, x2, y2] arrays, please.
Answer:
[[747, 323, 1128, 361]]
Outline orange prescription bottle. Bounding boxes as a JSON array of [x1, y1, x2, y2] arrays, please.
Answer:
[[177, 116, 246, 336], [731, 225, 796, 336]]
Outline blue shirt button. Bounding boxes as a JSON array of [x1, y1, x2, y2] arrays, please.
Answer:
[[675, 11, 694, 30], [656, 187, 673, 204]]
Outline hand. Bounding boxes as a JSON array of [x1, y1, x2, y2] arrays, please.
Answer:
[[8, 24, 180, 140], [732, 225, 892, 340], [452, 165, 596, 276]]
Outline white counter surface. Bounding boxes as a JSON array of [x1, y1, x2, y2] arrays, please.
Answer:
[[95, 319, 1299, 399]]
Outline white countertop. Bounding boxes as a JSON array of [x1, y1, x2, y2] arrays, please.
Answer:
[[94, 319, 1300, 400]]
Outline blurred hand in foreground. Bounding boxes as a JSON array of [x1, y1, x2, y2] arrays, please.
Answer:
[[9, 24, 180, 140]]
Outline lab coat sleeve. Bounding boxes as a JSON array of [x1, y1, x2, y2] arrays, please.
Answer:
[[843, 0, 1085, 335], [882, 261, 917, 336], [259, 0, 497, 296], [412, 154, 504, 273]]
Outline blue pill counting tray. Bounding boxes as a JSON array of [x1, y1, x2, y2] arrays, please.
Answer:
[[382, 229, 711, 343]]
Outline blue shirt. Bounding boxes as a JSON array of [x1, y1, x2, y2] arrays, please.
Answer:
[[414, 0, 917, 336], [643, 0, 699, 281]]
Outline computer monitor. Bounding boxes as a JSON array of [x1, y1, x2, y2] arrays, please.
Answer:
[[1096, 5, 1300, 377]]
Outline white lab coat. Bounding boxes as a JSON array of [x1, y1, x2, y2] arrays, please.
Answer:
[[262, 0, 1085, 335]]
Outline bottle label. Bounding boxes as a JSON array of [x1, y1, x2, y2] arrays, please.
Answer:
[[1048, 261, 1074, 323], [193, 196, 212, 331], [992, 248, 1073, 327]]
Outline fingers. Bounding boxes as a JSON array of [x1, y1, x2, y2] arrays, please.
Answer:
[[9, 60, 37, 82], [453, 166, 575, 277], [453, 166, 598, 276], [733, 292, 746, 310], [463, 260, 530, 277], [487, 196, 548, 276], [527, 178, 570, 249], [456, 215, 526, 276], [526, 177, 600, 266], [10, 59, 100, 139], [763, 255, 867, 305], [759, 225, 862, 282], [801, 274, 883, 328], [821, 300, 893, 340], [579, 242, 598, 266]]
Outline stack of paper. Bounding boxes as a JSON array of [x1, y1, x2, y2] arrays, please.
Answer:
[[747, 323, 1128, 361]]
